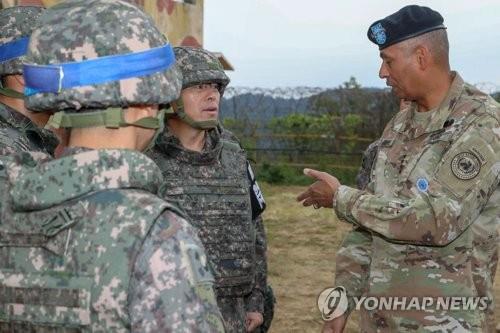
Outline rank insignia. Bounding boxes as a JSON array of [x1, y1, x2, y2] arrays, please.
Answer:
[[451, 152, 481, 180]]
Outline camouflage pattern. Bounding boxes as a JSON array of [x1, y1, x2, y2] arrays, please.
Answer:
[[259, 285, 276, 333], [174, 46, 230, 92], [148, 126, 269, 330], [24, 0, 181, 113], [355, 139, 380, 190], [0, 102, 58, 228], [334, 226, 372, 315], [245, 214, 267, 314], [150, 127, 255, 295], [0, 7, 57, 159], [216, 296, 247, 332], [0, 148, 225, 332], [0, 6, 43, 76], [333, 73, 500, 332], [0, 0, 225, 331], [333, 140, 377, 314], [0, 102, 58, 155]]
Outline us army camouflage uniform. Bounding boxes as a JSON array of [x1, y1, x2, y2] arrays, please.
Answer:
[[338, 121, 499, 331], [355, 139, 381, 191], [333, 73, 499, 332], [149, 127, 268, 332], [0, 148, 225, 332], [333, 140, 377, 315], [0, 0, 225, 331], [0, 7, 58, 155]]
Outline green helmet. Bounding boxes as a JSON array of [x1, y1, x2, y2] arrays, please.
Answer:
[[174, 46, 229, 94], [0, 6, 44, 99], [170, 46, 229, 129], [24, 0, 181, 132]]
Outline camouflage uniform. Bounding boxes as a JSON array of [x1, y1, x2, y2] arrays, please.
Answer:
[[0, 103, 58, 155], [149, 124, 268, 333], [0, 0, 224, 331], [355, 139, 380, 191], [148, 47, 269, 332], [333, 140, 376, 315], [0, 148, 224, 332], [333, 73, 499, 332], [0, 6, 58, 155]]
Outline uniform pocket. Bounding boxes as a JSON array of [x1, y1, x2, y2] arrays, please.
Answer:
[[434, 133, 497, 199]]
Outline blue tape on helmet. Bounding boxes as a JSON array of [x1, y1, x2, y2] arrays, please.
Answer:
[[23, 44, 175, 95], [0, 37, 30, 63]]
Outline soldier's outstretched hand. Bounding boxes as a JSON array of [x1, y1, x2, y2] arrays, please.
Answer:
[[297, 168, 340, 209]]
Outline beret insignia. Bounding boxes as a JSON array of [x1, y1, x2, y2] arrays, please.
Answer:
[[370, 23, 387, 45]]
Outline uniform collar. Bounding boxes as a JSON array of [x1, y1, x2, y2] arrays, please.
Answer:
[[392, 72, 465, 135], [7, 148, 163, 211], [155, 127, 223, 165]]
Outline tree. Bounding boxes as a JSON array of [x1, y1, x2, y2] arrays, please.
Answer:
[[493, 91, 500, 103]]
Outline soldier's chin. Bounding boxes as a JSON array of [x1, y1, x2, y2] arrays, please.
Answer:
[[203, 112, 218, 120], [391, 87, 405, 99]]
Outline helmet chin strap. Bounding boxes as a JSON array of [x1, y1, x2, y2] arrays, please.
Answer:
[[167, 99, 218, 130], [0, 74, 28, 99], [45, 107, 164, 130], [0, 87, 24, 99]]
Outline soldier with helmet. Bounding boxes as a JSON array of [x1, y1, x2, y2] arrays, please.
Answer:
[[0, 6, 58, 155], [0, 0, 224, 331], [147, 46, 271, 332]]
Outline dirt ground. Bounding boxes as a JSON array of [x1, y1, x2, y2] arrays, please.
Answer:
[[262, 184, 499, 333]]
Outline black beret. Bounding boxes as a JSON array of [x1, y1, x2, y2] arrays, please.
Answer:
[[367, 5, 446, 50]]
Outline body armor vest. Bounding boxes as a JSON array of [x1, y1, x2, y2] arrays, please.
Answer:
[[0, 188, 174, 332], [153, 131, 255, 297]]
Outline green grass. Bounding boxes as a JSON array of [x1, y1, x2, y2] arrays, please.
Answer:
[[256, 163, 358, 186]]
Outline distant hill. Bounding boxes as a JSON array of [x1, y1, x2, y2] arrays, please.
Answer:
[[220, 86, 392, 122], [221, 87, 318, 122]]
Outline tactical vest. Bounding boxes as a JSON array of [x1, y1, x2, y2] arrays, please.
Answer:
[[0, 189, 175, 332], [156, 135, 255, 297]]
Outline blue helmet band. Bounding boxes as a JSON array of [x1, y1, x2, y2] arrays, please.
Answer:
[[0, 37, 30, 63], [23, 44, 175, 96]]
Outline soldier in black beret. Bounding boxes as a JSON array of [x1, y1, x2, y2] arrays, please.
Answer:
[[297, 4, 500, 333], [367, 5, 445, 50], [368, 5, 451, 105]]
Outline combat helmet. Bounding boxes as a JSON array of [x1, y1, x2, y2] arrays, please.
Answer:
[[170, 46, 229, 129], [0, 6, 43, 99], [23, 0, 181, 133]]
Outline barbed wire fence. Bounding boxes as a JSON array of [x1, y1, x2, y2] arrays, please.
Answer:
[[222, 82, 499, 181]]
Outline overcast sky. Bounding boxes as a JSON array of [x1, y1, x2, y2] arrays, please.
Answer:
[[204, 0, 500, 90]]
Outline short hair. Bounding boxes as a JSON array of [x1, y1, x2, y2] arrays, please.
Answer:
[[402, 29, 449, 67]]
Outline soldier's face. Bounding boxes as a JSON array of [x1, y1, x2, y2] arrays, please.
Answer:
[[378, 43, 419, 100], [181, 83, 221, 124]]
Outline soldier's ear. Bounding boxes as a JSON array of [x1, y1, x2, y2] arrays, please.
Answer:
[[415, 45, 430, 71]]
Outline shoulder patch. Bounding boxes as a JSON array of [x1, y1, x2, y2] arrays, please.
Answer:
[[451, 152, 481, 180]]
